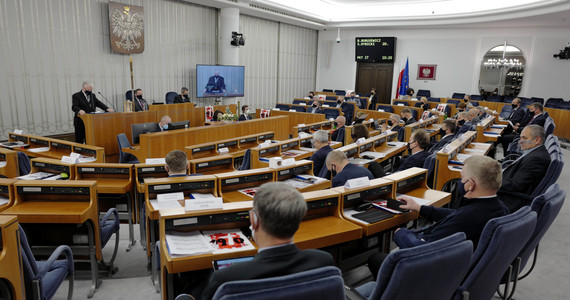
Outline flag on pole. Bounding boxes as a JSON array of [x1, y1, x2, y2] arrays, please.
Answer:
[[397, 58, 409, 99]]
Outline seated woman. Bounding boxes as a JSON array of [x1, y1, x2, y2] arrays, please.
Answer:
[[212, 110, 223, 121], [351, 123, 370, 143]]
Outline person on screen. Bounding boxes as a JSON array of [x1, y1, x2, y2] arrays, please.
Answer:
[[238, 105, 252, 121], [204, 71, 226, 94], [133, 89, 148, 112], [173, 87, 191, 103], [154, 115, 172, 132], [200, 182, 334, 300], [71, 81, 114, 143]]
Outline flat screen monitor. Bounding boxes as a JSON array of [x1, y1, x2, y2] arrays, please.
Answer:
[[170, 120, 190, 130], [131, 122, 157, 144], [196, 64, 245, 98]]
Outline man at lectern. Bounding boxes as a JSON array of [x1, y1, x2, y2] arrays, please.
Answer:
[[203, 71, 226, 94], [71, 81, 114, 143]]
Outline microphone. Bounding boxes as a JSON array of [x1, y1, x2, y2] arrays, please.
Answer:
[[98, 91, 117, 112]]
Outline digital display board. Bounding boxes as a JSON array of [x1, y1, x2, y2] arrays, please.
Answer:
[[196, 64, 245, 98], [355, 37, 396, 63]]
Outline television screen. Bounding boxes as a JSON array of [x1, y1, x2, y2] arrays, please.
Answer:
[[196, 64, 245, 98], [355, 37, 396, 63]]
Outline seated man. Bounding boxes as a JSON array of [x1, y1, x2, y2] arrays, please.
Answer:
[[395, 129, 430, 172], [429, 119, 456, 154], [455, 111, 474, 136], [326, 150, 374, 187], [238, 105, 252, 121], [469, 107, 481, 126], [498, 125, 551, 212], [336, 96, 354, 124], [347, 91, 364, 109], [307, 91, 314, 99], [381, 114, 404, 141], [506, 98, 526, 125], [498, 102, 547, 156], [309, 130, 333, 176], [367, 155, 508, 279], [400, 108, 416, 125], [330, 116, 346, 144], [451, 102, 467, 119], [476, 106, 488, 119], [133, 88, 149, 112], [154, 115, 172, 132], [201, 182, 334, 300], [306, 100, 323, 114], [165, 150, 189, 177], [173, 87, 191, 103]]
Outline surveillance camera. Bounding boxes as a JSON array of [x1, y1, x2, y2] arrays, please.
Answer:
[[336, 37, 341, 43]]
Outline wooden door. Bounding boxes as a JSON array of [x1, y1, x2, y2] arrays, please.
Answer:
[[356, 63, 394, 105]]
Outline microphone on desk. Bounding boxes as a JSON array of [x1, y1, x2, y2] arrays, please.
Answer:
[[98, 91, 117, 112]]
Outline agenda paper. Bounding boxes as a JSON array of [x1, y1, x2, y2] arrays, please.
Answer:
[[165, 231, 212, 257]]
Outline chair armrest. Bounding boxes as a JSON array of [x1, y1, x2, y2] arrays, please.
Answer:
[[38, 245, 74, 278], [101, 208, 120, 226], [344, 285, 368, 300]]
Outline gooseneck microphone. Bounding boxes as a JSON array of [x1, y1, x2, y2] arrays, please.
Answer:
[[98, 91, 117, 112]]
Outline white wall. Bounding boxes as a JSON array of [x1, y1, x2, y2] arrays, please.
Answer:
[[316, 26, 570, 102]]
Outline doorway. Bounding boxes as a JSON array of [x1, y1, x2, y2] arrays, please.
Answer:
[[356, 63, 394, 105]]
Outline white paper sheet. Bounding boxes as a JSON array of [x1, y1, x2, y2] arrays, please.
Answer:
[[165, 231, 212, 257]]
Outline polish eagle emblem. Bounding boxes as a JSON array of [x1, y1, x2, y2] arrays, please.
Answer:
[[110, 5, 143, 51], [422, 67, 431, 77]]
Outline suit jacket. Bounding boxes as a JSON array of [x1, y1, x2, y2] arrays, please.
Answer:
[[201, 244, 334, 300], [306, 107, 323, 114], [456, 121, 474, 136], [499, 145, 551, 212], [238, 114, 251, 121], [507, 107, 525, 124], [415, 102, 430, 111], [331, 126, 345, 144], [517, 112, 547, 134], [340, 102, 354, 124], [332, 163, 374, 187], [205, 75, 225, 91], [429, 134, 454, 154], [403, 117, 416, 126], [134, 98, 149, 112], [367, 94, 378, 110], [309, 145, 333, 176], [173, 94, 190, 103], [396, 150, 430, 172], [71, 91, 109, 118]]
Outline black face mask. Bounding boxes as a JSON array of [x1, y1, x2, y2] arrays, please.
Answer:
[[330, 165, 337, 177], [85, 90, 91, 95], [458, 119, 466, 126], [334, 122, 338, 127], [464, 99, 469, 103], [387, 120, 393, 127], [136, 95, 143, 100], [337, 100, 342, 104], [183, 94, 188, 99], [439, 128, 446, 135], [402, 117, 408, 123], [312, 104, 317, 108], [308, 95, 313, 99], [407, 142, 414, 152], [512, 104, 518, 108]]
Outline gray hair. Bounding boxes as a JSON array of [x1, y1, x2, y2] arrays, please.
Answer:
[[253, 182, 307, 238], [389, 114, 401, 122], [463, 155, 502, 191], [525, 124, 546, 144], [181, 87, 189, 93], [476, 106, 485, 114], [458, 111, 469, 119], [82, 81, 93, 89], [313, 130, 329, 143]]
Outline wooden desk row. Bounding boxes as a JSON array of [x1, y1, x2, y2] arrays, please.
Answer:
[[0, 215, 25, 300], [157, 167, 451, 299], [0, 148, 19, 178], [337, 131, 405, 168], [185, 131, 275, 160], [256, 109, 331, 137], [6, 132, 105, 163]]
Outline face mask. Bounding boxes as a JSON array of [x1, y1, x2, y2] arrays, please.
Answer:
[[464, 99, 469, 103], [402, 117, 408, 123], [85, 90, 91, 95], [387, 120, 393, 127], [458, 180, 467, 196], [245, 110, 249, 114], [312, 104, 317, 108], [162, 124, 168, 130], [337, 100, 342, 104], [333, 122, 338, 128], [351, 96, 355, 99], [512, 103, 518, 108], [183, 94, 188, 99], [439, 128, 446, 135], [458, 119, 466, 126], [309, 95, 313, 99], [136, 95, 142, 100], [330, 165, 337, 177], [407, 142, 414, 152]]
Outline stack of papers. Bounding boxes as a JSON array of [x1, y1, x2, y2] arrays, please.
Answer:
[[281, 149, 306, 157], [0, 196, 9, 206], [166, 231, 213, 257], [282, 178, 312, 189], [0, 162, 6, 168], [17, 172, 58, 180], [348, 157, 372, 166], [464, 148, 486, 154], [387, 142, 407, 147], [456, 153, 472, 163], [78, 156, 97, 163], [360, 151, 386, 160], [149, 192, 184, 210], [28, 147, 50, 153]]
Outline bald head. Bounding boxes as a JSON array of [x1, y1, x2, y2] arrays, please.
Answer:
[[335, 116, 346, 127]]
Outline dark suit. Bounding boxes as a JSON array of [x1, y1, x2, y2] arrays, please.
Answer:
[[134, 97, 149, 112], [403, 117, 416, 126], [238, 114, 251, 121], [367, 94, 378, 110], [72, 90, 109, 143], [173, 94, 190, 103], [516, 113, 546, 134], [201, 244, 334, 300], [306, 107, 323, 114], [498, 145, 551, 212], [205, 75, 225, 92], [332, 163, 374, 187], [390, 125, 404, 142], [507, 107, 525, 124], [499, 112, 548, 155], [415, 102, 430, 111], [339, 102, 354, 124], [456, 121, 474, 136], [396, 150, 430, 172], [331, 126, 345, 144], [309, 145, 333, 176], [429, 134, 454, 154]]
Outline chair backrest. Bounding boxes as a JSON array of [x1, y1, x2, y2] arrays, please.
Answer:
[[557, 101, 570, 110], [322, 89, 333, 93], [275, 104, 290, 111], [323, 108, 340, 120], [293, 99, 306, 105], [447, 99, 460, 106], [17, 151, 31, 176], [545, 98, 563, 108], [530, 152, 563, 198], [544, 117, 555, 136], [19, 225, 40, 298], [367, 233, 472, 300], [212, 266, 345, 300], [334, 90, 345, 95], [456, 207, 537, 300], [393, 100, 408, 106], [452, 93, 465, 99], [521, 98, 534, 107], [291, 105, 306, 112], [470, 100, 480, 107], [470, 94, 484, 101], [165, 92, 177, 104], [499, 104, 513, 119], [422, 152, 437, 188], [519, 184, 566, 271], [238, 149, 251, 171], [486, 95, 502, 102], [427, 97, 440, 102], [417, 89, 431, 98], [117, 133, 131, 163], [503, 96, 515, 102], [125, 90, 133, 101], [376, 105, 393, 113], [530, 97, 544, 105], [325, 96, 337, 101]]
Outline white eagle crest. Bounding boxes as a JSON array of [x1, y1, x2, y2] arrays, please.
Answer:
[[422, 67, 431, 77], [110, 6, 143, 51]]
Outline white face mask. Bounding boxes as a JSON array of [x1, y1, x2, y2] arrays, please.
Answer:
[[245, 109, 250, 114]]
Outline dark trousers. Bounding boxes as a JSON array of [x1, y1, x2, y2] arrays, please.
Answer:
[[497, 134, 518, 156], [367, 252, 389, 280], [74, 116, 85, 144]]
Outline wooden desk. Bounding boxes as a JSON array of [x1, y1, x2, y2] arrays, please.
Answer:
[[144, 175, 218, 291], [159, 189, 362, 300], [216, 169, 274, 203], [476, 117, 504, 143], [0, 215, 25, 300], [274, 160, 331, 192], [2, 180, 102, 298], [76, 163, 136, 250], [189, 155, 234, 175], [383, 167, 451, 209], [0, 148, 19, 178], [0, 179, 17, 214], [185, 132, 273, 160], [402, 116, 439, 145], [124, 116, 289, 162], [263, 110, 327, 137], [8, 133, 105, 163], [291, 120, 334, 138], [149, 103, 195, 125], [29, 157, 76, 180]]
